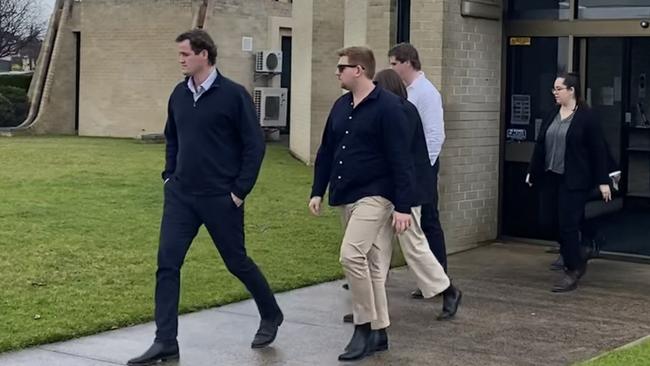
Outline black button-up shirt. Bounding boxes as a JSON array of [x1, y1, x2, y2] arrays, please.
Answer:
[[311, 86, 415, 213]]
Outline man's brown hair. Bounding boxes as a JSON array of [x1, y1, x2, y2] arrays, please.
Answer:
[[176, 29, 217, 65], [336, 46, 376, 79], [388, 42, 421, 71]]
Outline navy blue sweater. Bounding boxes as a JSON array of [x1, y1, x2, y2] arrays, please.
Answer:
[[162, 72, 265, 199], [311, 86, 415, 213]]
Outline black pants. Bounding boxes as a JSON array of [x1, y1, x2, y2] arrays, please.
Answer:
[[154, 179, 280, 343], [421, 159, 448, 272], [538, 172, 589, 272]]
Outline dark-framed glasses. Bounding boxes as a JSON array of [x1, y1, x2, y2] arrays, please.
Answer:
[[336, 64, 364, 73]]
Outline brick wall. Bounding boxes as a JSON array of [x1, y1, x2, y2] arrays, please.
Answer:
[[411, 0, 502, 252], [204, 0, 291, 92], [77, 0, 196, 137], [75, 0, 290, 138]]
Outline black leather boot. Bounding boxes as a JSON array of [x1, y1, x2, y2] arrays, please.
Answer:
[[338, 323, 373, 361], [552, 270, 579, 292], [342, 313, 353, 323], [437, 284, 462, 321], [127, 342, 179, 365], [251, 310, 284, 348], [370, 328, 388, 352]]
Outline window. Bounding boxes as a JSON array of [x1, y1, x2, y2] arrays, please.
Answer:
[[578, 0, 650, 19], [508, 0, 571, 20], [396, 0, 411, 43]]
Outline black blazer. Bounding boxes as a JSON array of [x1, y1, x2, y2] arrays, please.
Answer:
[[528, 105, 610, 191], [402, 99, 436, 206]]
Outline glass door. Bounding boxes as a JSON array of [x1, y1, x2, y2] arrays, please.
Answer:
[[579, 37, 650, 256], [501, 36, 572, 239]]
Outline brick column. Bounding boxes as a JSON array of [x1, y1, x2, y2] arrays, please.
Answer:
[[411, 0, 502, 252]]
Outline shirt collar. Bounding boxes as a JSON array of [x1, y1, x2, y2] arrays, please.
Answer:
[[187, 67, 218, 94], [406, 71, 426, 90], [343, 84, 381, 106]]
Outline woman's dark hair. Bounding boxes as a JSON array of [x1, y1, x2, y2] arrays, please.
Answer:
[[557, 72, 586, 107], [176, 29, 218, 65], [374, 69, 407, 99]]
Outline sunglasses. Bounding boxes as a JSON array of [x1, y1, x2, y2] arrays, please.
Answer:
[[336, 64, 364, 73]]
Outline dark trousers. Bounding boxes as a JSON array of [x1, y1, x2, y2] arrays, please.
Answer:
[[421, 159, 448, 272], [154, 179, 280, 343], [538, 172, 589, 272]]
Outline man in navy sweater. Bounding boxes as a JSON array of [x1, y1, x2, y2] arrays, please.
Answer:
[[128, 30, 283, 366], [309, 46, 415, 362]]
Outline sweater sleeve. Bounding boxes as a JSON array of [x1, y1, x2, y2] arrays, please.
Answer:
[[162, 96, 178, 181], [232, 87, 266, 200]]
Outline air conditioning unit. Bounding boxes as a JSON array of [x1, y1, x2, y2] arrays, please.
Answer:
[[253, 87, 288, 127], [255, 50, 282, 73]]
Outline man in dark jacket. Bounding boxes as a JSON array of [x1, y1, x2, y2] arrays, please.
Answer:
[[128, 30, 283, 366], [309, 46, 414, 362]]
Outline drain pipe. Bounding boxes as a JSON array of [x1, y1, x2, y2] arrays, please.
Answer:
[[193, 0, 210, 29]]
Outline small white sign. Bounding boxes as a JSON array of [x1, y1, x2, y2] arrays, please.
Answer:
[[511, 94, 531, 125], [242, 37, 253, 52]]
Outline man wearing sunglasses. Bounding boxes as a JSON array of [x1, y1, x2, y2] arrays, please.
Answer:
[[309, 46, 415, 362]]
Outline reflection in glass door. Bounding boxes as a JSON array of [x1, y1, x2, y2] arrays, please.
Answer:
[[582, 37, 650, 256], [502, 37, 571, 239]]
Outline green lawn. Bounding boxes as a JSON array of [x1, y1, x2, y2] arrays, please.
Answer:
[[0, 136, 342, 353], [577, 339, 650, 366]]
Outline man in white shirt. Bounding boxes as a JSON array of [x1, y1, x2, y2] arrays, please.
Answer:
[[389, 43, 448, 299]]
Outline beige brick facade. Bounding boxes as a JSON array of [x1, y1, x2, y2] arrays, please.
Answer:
[[77, 0, 196, 137], [432, 0, 502, 251]]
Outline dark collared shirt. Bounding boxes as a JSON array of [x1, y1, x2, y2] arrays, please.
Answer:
[[311, 86, 415, 213]]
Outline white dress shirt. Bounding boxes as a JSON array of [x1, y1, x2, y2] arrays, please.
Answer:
[[406, 71, 445, 166]]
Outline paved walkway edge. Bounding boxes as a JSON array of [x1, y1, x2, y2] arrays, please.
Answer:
[[580, 334, 650, 364]]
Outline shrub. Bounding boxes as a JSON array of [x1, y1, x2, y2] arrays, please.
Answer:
[[0, 73, 32, 91], [0, 85, 28, 124], [0, 94, 17, 127]]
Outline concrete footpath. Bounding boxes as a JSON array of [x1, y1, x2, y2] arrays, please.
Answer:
[[1, 243, 649, 365]]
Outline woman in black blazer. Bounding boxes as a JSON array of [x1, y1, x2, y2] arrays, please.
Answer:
[[526, 72, 612, 292]]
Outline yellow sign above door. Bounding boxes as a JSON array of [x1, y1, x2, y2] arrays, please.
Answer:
[[509, 37, 532, 46]]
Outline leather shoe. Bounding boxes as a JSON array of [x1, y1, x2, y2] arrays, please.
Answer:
[[127, 342, 179, 366], [343, 313, 353, 323], [251, 310, 283, 348], [437, 285, 462, 321], [550, 254, 565, 271], [339, 323, 373, 361], [552, 270, 579, 292], [410, 288, 424, 299], [344, 327, 388, 353], [370, 328, 388, 352]]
